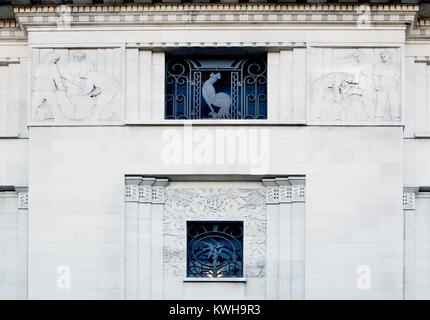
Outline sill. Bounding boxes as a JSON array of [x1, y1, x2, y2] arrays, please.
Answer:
[[183, 277, 247, 283], [28, 121, 123, 127], [415, 132, 430, 138], [125, 120, 306, 126], [308, 121, 404, 127], [125, 120, 404, 127]]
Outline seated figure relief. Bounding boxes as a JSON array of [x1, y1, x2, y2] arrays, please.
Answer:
[[312, 49, 400, 121], [32, 50, 121, 122]]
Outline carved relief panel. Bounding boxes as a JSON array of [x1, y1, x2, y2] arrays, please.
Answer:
[[30, 47, 124, 124], [163, 188, 266, 278], [309, 47, 402, 123]]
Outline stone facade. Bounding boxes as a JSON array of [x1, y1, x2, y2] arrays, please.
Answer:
[[0, 3, 429, 300]]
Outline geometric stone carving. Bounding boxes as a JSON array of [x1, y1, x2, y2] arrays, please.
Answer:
[[31, 48, 122, 123], [138, 186, 152, 203], [292, 185, 305, 202], [403, 193, 415, 210], [151, 186, 165, 204], [205, 195, 225, 212], [124, 177, 168, 203], [311, 48, 401, 122], [266, 187, 279, 204], [18, 192, 28, 209], [163, 188, 266, 278], [125, 185, 139, 202], [279, 186, 292, 203]]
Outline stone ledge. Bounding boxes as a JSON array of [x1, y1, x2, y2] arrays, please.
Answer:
[[10, 3, 419, 38], [0, 2, 423, 41], [183, 277, 247, 282]]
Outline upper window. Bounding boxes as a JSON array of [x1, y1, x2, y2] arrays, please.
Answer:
[[187, 221, 243, 278], [165, 55, 267, 120]]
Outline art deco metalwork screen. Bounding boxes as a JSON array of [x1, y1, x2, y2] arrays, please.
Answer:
[[187, 221, 243, 278], [165, 56, 267, 119]]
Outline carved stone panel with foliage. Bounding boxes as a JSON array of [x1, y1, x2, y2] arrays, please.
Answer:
[[163, 188, 266, 278]]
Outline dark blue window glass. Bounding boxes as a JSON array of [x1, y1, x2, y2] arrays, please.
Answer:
[[165, 56, 267, 119], [187, 221, 243, 278]]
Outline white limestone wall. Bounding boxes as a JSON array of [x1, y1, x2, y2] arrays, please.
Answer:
[[0, 43, 29, 138], [0, 43, 29, 300], [404, 193, 430, 300], [28, 125, 403, 299], [28, 127, 125, 299], [18, 20, 409, 299], [0, 193, 27, 299], [404, 139, 430, 187], [411, 194, 430, 299], [402, 43, 430, 299], [0, 139, 28, 187], [403, 44, 430, 188], [404, 44, 430, 137], [0, 44, 29, 187]]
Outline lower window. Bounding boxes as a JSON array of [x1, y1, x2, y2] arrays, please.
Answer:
[[187, 221, 243, 278]]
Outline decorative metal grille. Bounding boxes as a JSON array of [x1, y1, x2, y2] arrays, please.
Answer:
[[187, 221, 243, 278], [165, 56, 267, 119]]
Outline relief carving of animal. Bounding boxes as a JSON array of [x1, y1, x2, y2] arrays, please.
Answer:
[[202, 72, 231, 119]]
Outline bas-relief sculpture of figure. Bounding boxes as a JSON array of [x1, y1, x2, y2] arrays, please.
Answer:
[[62, 51, 94, 97], [312, 49, 401, 122], [313, 72, 365, 121], [32, 50, 121, 122], [374, 51, 400, 120], [32, 53, 64, 121]]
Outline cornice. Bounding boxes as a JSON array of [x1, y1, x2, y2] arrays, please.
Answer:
[[0, 20, 25, 40], [12, 3, 420, 14], [408, 18, 430, 40], [0, 3, 424, 41], [13, 4, 418, 28]]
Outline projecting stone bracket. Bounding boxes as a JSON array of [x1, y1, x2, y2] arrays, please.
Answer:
[[15, 186, 28, 210], [125, 176, 168, 204], [263, 176, 305, 205]]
